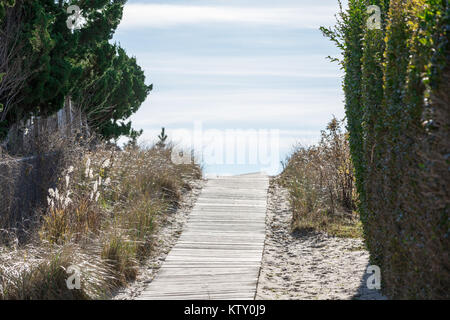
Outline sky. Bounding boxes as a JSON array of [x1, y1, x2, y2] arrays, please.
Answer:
[[113, 0, 346, 176]]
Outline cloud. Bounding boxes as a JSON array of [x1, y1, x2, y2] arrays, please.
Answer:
[[120, 4, 338, 29], [128, 53, 343, 127], [137, 54, 341, 78], [128, 88, 344, 128]]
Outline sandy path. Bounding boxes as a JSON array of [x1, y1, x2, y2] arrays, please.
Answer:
[[256, 179, 387, 300]]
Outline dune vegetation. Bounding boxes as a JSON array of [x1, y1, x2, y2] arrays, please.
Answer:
[[0, 133, 201, 299]]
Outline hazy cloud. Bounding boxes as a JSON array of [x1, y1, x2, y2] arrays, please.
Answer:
[[121, 4, 338, 29]]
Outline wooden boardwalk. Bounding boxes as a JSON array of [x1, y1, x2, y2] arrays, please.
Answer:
[[137, 172, 269, 300]]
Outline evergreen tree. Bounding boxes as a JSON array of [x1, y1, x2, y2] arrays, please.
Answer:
[[156, 127, 168, 148], [72, 42, 152, 140], [0, 0, 150, 141]]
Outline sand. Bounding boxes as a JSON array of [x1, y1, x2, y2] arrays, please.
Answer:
[[255, 179, 387, 300]]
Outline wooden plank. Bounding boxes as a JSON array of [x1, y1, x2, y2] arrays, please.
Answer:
[[136, 173, 268, 300]]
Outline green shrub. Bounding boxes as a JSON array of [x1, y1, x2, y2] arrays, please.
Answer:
[[323, 0, 449, 298]]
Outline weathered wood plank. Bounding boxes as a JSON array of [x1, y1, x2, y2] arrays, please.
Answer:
[[136, 173, 268, 300]]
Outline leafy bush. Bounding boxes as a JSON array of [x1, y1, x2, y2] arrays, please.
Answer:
[[323, 0, 449, 298]]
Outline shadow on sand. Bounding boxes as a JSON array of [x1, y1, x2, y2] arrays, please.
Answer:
[[352, 262, 388, 300]]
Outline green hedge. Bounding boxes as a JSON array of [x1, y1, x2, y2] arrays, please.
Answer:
[[323, 0, 449, 299]]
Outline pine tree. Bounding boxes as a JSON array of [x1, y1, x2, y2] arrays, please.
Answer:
[[72, 42, 152, 140], [0, 0, 151, 140], [157, 127, 168, 148]]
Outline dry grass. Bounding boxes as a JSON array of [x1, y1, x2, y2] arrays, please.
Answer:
[[0, 133, 202, 299], [280, 117, 362, 238], [0, 151, 19, 232], [0, 241, 117, 299], [287, 207, 363, 239]]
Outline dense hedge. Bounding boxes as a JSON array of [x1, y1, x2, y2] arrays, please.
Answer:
[[323, 0, 449, 299]]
